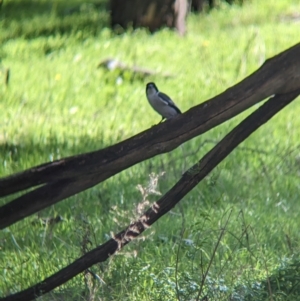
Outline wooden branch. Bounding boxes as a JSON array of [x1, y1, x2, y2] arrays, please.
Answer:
[[98, 58, 174, 78], [2, 90, 299, 301], [0, 43, 300, 229]]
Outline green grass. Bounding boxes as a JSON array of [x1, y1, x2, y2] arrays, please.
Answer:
[[1, 0, 300, 300]]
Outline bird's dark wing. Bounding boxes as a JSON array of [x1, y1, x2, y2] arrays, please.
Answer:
[[158, 92, 181, 114]]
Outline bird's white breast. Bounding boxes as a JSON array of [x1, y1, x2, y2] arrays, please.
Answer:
[[147, 92, 178, 119]]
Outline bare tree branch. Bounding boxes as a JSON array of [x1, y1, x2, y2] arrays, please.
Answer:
[[2, 90, 299, 301], [1, 43, 299, 196], [0, 43, 299, 229]]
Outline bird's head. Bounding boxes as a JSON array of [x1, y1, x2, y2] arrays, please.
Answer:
[[146, 82, 159, 95]]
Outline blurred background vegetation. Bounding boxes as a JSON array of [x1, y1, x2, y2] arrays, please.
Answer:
[[1, 0, 300, 300]]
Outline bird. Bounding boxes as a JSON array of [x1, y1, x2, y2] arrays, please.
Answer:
[[146, 82, 181, 123]]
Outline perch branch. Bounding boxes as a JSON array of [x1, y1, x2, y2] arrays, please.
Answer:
[[2, 90, 299, 301], [0, 43, 300, 229]]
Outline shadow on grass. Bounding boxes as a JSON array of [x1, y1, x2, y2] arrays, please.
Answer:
[[232, 259, 300, 300], [1, 0, 109, 42], [0, 134, 109, 176]]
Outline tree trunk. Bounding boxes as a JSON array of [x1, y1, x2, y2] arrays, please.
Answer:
[[191, 0, 205, 12], [110, 0, 188, 35]]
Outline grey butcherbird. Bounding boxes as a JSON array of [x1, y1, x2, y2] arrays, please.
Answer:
[[146, 82, 181, 123]]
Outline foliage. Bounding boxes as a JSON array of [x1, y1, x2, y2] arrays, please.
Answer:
[[1, 0, 300, 300]]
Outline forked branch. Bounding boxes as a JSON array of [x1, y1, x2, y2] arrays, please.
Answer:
[[2, 90, 299, 301]]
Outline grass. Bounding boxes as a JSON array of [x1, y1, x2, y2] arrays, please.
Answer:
[[1, 0, 300, 300]]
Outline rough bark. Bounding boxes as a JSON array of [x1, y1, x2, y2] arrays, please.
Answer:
[[0, 43, 300, 230]]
